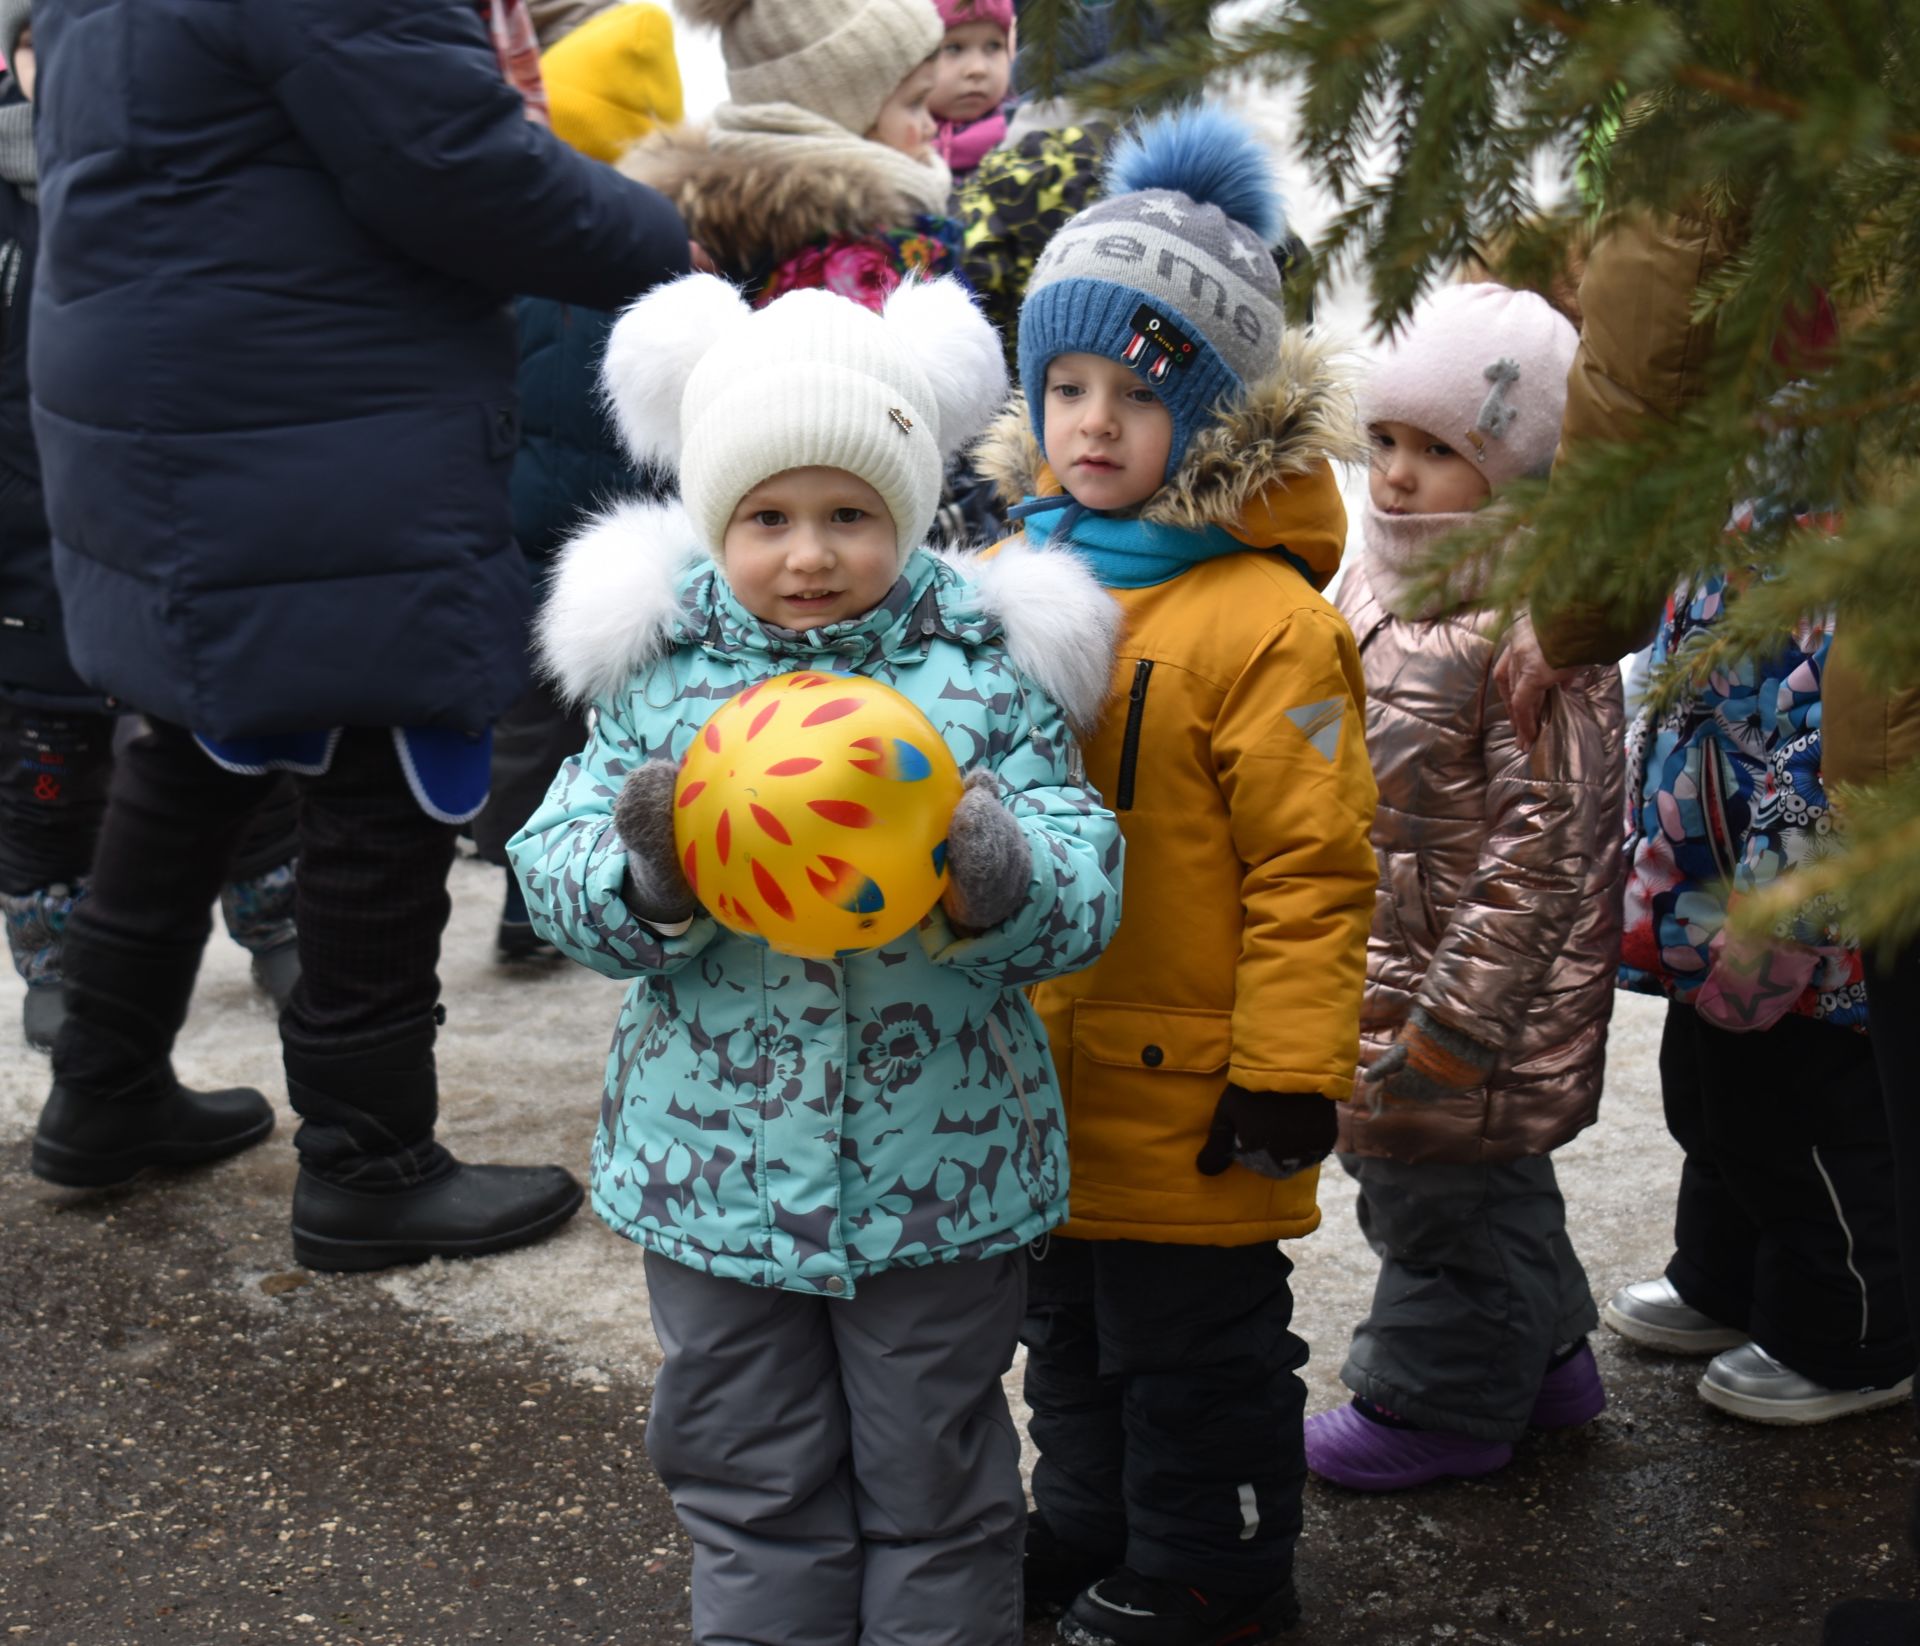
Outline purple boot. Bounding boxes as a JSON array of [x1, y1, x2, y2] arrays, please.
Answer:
[[1529, 1341, 1607, 1429], [1304, 1401, 1512, 1491]]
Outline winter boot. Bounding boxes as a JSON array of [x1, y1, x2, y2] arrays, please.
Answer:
[[1058, 1568, 1300, 1646], [495, 869, 558, 963], [1303, 1399, 1513, 1491], [30, 926, 274, 1187], [1026, 1510, 1120, 1622], [1529, 1339, 1608, 1429], [285, 1018, 582, 1272], [3, 881, 81, 1053], [1602, 1275, 1745, 1354], [220, 860, 301, 1010], [1698, 1343, 1914, 1425]]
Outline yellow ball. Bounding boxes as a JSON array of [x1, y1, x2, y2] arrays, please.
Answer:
[[674, 672, 965, 960]]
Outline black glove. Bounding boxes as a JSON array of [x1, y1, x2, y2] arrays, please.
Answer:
[[1195, 1085, 1337, 1180], [611, 761, 698, 926]]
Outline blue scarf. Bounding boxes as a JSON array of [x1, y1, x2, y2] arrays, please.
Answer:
[[1014, 495, 1249, 590]]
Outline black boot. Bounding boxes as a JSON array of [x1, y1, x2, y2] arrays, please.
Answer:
[[1059, 1568, 1300, 1646], [31, 928, 273, 1188], [1026, 1511, 1118, 1621], [285, 1018, 582, 1272]]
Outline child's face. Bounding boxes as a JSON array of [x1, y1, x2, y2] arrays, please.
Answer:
[[929, 21, 1010, 125], [1041, 352, 1174, 513], [866, 58, 938, 162], [10, 27, 32, 102], [722, 467, 901, 630], [1367, 420, 1492, 515]]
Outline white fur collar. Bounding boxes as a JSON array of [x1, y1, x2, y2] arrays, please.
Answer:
[[536, 498, 1122, 735]]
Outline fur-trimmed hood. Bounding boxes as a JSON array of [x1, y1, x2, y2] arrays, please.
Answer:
[[973, 329, 1364, 588], [536, 497, 1121, 736], [619, 109, 952, 277]]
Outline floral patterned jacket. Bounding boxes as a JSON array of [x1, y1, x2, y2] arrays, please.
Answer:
[[1620, 572, 1867, 1030], [509, 501, 1124, 1295]]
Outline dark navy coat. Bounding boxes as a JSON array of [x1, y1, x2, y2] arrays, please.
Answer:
[[510, 296, 639, 573], [0, 149, 104, 714], [29, 0, 690, 738]]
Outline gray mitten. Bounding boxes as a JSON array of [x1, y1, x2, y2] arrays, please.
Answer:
[[941, 769, 1032, 933], [612, 761, 698, 926]]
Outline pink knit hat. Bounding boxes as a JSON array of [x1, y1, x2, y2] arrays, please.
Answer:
[[1359, 283, 1578, 491], [935, 0, 1012, 34]]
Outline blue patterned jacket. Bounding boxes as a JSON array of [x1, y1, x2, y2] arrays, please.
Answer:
[[509, 501, 1124, 1295]]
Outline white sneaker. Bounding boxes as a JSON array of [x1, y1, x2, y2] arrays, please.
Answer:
[[1602, 1276, 1747, 1355], [1698, 1342, 1915, 1426]]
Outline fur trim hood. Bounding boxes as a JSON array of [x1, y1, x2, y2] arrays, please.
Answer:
[[619, 115, 950, 276], [536, 498, 1121, 736], [974, 329, 1365, 587]]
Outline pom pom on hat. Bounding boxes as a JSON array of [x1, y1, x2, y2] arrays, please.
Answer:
[[601, 276, 1007, 565], [1104, 105, 1286, 244], [1017, 105, 1291, 481], [1360, 282, 1579, 491]]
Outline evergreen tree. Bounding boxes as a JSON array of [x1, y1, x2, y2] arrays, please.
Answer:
[[1035, 0, 1920, 947]]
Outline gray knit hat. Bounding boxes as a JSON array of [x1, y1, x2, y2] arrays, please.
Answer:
[[0, 0, 29, 69], [1019, 106, 1288, 478], [682, 0, 942, 137]]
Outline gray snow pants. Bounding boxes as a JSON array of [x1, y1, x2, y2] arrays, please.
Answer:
[[1339, 1155, 1599, 1443], [643, 1250, 1028, 1646]]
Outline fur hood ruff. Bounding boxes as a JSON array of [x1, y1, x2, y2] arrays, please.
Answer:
[[536, 498, 1121, 736], [973, 329, 1364, 561], [619, 112, 951, 276]]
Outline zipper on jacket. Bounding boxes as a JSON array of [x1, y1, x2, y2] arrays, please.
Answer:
[[1115, 659, 1154, 811]]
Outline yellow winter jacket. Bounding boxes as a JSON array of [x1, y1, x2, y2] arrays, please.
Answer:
[[975, 336, 1379, 1244]]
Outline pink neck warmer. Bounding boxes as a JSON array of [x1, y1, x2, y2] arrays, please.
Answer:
[[935, 109, 1007, 175], [1360, 502, 1500, 621]]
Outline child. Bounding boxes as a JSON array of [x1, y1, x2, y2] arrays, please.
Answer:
[[1306, 283, 1623, 1491], [623, 0, 958, 308], [929, 0, 1011, 182], [508, 273, 1124, 1641], [1603, 524, 1912, 1422], [974, 108, 1377, 1644]]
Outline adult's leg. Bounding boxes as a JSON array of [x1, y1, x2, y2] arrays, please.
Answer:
[[282, 728, 579, 1268], [1022, 1236, 1129, 1568], [1342, 1156, 1596, 1443], [643, 1252, 861, 1646], [1661, 1002, 1759, 1333], [1692, 1012, 1911, 1389], [30, 719, 274, 1185], [835, 1253, 1027, 1646]]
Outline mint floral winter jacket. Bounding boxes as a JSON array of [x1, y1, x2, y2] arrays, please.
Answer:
[[509, 501, 1124, 1297]]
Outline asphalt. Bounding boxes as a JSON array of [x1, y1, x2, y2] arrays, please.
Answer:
[[2, 852, 1915, 1646]]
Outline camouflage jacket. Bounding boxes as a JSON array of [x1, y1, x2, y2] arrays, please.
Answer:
[[509, 501, 1124, 1296]]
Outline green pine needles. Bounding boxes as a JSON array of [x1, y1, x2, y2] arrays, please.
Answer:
[[1035, 0, 1920, 951]]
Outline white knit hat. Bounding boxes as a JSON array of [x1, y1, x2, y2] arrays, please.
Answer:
[[601, 276, 1008, 564], [1360, 283, 1579, 491], [681, 0, 942, 137]]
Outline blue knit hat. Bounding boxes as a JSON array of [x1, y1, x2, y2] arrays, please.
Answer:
[[1018, 106, 1288, 480]]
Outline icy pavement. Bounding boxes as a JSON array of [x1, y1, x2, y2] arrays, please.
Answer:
[[2, 850, 1915, 1644]]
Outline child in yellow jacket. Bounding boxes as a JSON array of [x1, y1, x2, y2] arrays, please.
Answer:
[[974, 107, 1377, 1646]]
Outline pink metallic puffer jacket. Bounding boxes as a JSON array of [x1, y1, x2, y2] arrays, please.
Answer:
[[1333, 563, 1626, 1164]]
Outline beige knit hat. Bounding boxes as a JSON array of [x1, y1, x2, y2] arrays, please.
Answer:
[[680, 0, 942, 136], [601, 275, 1007, 564]]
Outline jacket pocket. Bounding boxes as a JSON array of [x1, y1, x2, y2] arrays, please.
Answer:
[[1114, 659, 1154, 811], [1384, 850, 1438, 950], [1070, 1001, 1231, 1190]]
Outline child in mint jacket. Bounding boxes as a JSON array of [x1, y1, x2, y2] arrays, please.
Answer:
[[508, 272, 1121, 1643]]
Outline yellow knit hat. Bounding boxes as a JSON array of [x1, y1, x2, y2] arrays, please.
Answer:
[[542, 4, 685, 163]]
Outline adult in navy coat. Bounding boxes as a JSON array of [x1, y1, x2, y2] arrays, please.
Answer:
[[26, 0, 692, 1271]]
